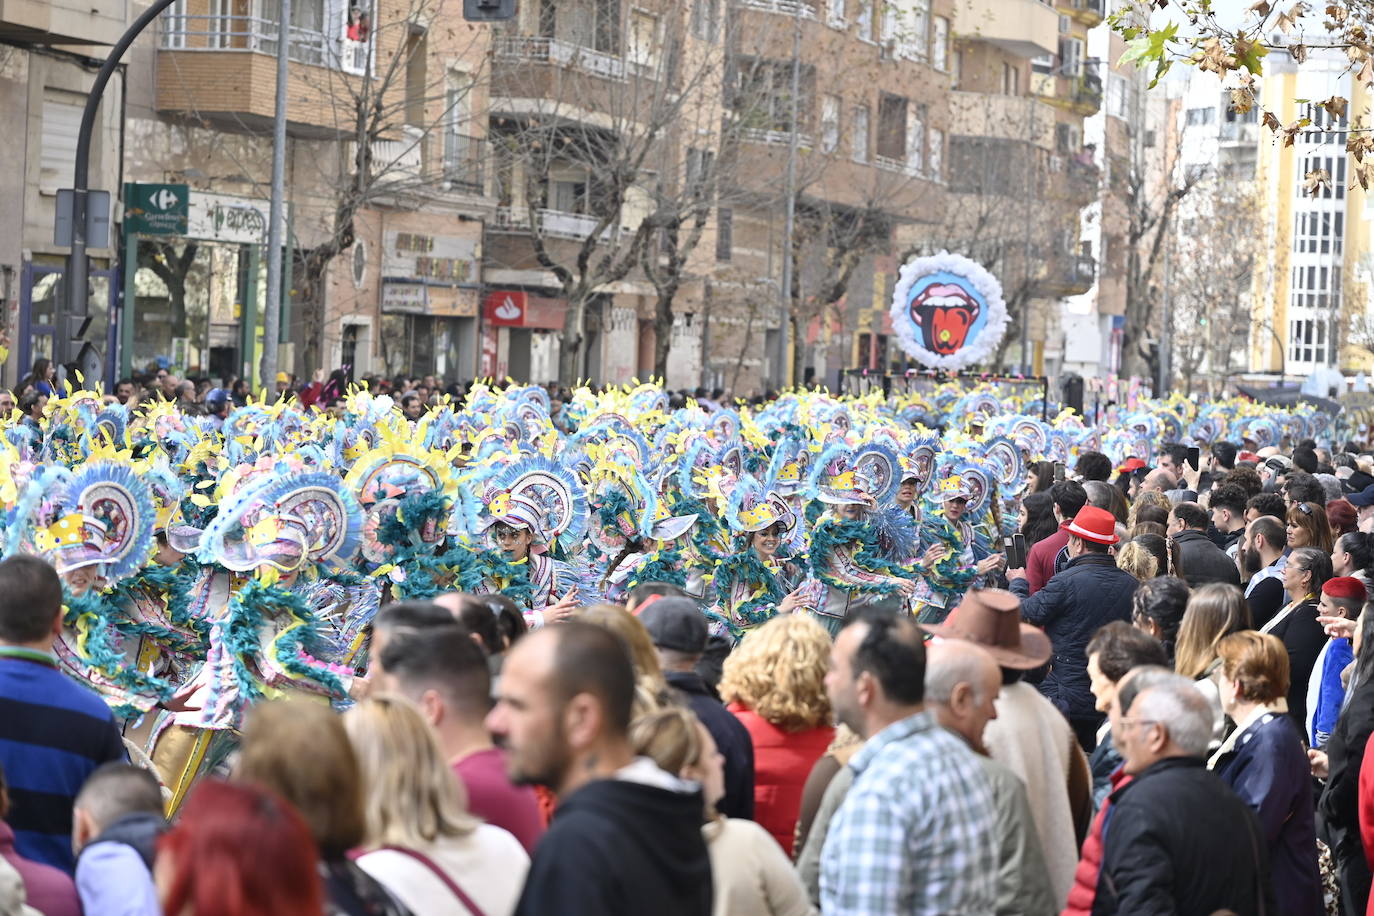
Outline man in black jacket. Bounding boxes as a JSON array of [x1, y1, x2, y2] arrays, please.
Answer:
[[1167, 502, 1242, 587], [1009, 505, 1138, 751], [1096, 674, 1274, 915], [488, 622, 712, 916], [640, 597, 755, 820]]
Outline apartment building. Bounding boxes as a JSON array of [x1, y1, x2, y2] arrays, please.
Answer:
[[929, 0, 1103, 376], [1060, 14, 1138, 380], [1250, 49, 1374, 379], [0, 0, 130, 387]]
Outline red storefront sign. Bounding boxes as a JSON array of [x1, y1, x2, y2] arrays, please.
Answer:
[[484, 290, 528, 326]]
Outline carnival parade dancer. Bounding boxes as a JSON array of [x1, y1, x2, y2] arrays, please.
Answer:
[[708, 475, 818, 642], [0, 366, 1340, 818]]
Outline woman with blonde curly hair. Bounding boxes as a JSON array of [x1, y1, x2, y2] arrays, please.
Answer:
[[718, 613, 834, 857], [1114, 539, 1158, 581]]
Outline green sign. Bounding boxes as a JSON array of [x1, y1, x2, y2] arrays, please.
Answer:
[[124, 182, 189, 235]]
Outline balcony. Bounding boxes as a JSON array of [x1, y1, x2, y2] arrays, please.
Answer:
[[493, 36, 626, 82], [1037, 253, 1097, 297], [1071, 60, 1103, 115], [736, 0, 817, 18], [740, 127, 814, 148], [1220, 121, 1259, 144], [350, 126, 424, 187], [951, 0, 1058, 59], [875, 154, 920, 177], [442, 135, 486, 196], [1057, 0, 1105, 27], [948, 92, 1057, 150], [156, 8, 370, 134], [0, 0, 127, 45], [490, 207, 625, 242]]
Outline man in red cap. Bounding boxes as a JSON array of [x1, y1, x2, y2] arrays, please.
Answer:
[[1008, 505, 1140, 751]]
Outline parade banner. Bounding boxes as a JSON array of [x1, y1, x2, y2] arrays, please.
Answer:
[[889, 252, 1009, 371]]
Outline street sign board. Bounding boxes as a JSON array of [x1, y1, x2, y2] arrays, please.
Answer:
[[124, 182, 189, 235], [53, 189, 112, 248]]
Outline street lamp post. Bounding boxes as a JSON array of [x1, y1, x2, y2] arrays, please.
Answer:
[[60, 0, 182, 383]]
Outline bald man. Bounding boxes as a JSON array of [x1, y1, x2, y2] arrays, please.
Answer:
[[926, 640, 1057, 916]]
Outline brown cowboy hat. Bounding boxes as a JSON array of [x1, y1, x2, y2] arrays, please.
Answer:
[[921, 587, 1052, 670]]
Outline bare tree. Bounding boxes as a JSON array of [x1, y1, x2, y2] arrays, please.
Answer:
[[282, 0, 488, 370], [483, 0, 741, 382], [1169, 177, 1259, 395]]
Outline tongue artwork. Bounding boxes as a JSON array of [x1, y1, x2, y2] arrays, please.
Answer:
[[910, 283, 982, 356], [887, 252, 1009, 370]]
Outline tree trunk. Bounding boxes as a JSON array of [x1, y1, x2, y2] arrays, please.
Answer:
[[652, 281, 678, 380]]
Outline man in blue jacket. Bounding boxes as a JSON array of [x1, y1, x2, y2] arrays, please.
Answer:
[[1008, 505, 1138, 751]]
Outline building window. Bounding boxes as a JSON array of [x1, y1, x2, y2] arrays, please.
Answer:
[[928, 127, 943, 180], [855, 0, 873, 40], [903, 0, 929, 61], [40, 95, 83, 194], [1303, 103, 1348, 144], [931, 16, 948, 71], [685, 147, 715, 198], [734, 57, 812, 132], [906, 103, 926, 174], [1002, 62, 1019, 96], [852, 104, 870, 162], [826, 0, 845, 27], [1184, 107, 1215, 127], [821, 94, 841, 152], [877, 92, 907, 161], [1059, 36, 1084, 77], [1302, 155, 1347, 199], [715, 207, 732, 261], [1289, 317, 1331, 365], [690, 0, 718, 41], [1294, 210, 1344, 254], [1289, 263, 1341, 310], [628, 10, 660, 71]]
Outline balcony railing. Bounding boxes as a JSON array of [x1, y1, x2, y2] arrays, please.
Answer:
[[443, 134, 486, 195], [1220, 121, 1259, 143], [493, 36, 626, 81], [159, 13, 341, 68], [740, 126, 815, 147], [875, 154, 920, 176], [491, 207, 624, 242], [737, 0, 817, 19]]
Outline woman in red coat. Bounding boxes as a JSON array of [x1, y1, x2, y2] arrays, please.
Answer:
[[719, 613, 835, 857]]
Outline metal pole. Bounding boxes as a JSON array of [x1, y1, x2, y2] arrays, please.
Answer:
[[61, 0, 182, 381], [1159, 233, 1172, 396], [260, 0, 291, 394], [777, 1, 801, 390]]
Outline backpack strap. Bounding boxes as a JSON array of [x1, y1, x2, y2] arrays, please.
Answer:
[[378, 845, 487, 916]]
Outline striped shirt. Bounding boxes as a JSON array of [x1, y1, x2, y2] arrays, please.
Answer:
[[0, 649, 125, 873], [820, 711, 998, 915]]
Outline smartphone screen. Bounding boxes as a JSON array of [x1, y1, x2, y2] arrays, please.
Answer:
[[1053, 462, 1065, 483], [1186, 447, 1200, 471], [1012, 533, 1027, 569]]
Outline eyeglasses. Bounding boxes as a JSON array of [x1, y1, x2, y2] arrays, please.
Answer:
[[1116, 716, 1159, 732], [1295, 503, 1314, 517]]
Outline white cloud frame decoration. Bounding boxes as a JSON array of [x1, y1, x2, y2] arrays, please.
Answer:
[[888, 251, 1009, 371]]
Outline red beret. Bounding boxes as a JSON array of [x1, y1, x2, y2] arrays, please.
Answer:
[[1323, 576, 1368, 602]]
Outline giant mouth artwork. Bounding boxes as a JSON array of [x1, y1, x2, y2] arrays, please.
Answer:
[[909, 283, 981, 355]]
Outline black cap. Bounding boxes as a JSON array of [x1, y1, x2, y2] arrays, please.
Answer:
[[637, 597, 708, 654], [1349, 483, 1374, 508]]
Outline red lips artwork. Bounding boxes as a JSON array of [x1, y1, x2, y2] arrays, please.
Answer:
[[909, 283, 981, 356]]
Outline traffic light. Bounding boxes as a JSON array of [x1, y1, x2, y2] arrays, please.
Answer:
[[464, 0, 516, 20]]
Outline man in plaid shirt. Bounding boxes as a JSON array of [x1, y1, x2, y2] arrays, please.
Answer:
[[820, 611, 998, 914]]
